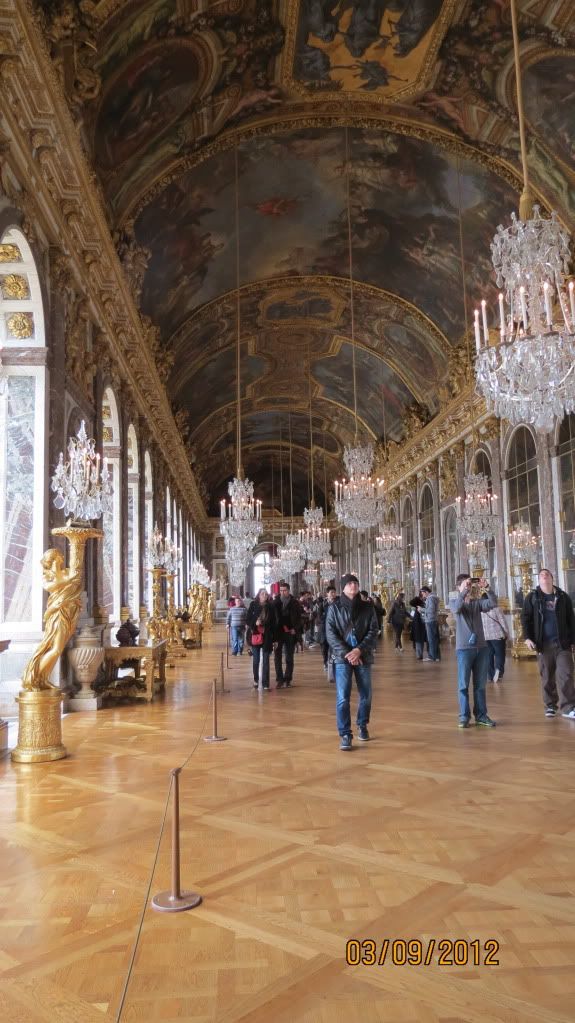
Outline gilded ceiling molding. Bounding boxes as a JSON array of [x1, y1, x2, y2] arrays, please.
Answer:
[[2, 0, 207, 526], [385, 384, 491, 490], [168, 275, 452, 374], [124, 108, 527, 226]]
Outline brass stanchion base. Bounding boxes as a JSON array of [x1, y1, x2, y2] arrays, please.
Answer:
[[151, 891, 202, 913], [203, 735, 227, 743], [11, 688, 67, 763]]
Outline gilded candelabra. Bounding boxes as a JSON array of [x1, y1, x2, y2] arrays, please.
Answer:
[[147, 566, 165, 643], [12, 523, 102, 763], [510, 522, 539, 660]]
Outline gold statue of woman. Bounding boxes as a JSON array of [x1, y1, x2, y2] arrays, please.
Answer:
[[22, 548, 83, 691]]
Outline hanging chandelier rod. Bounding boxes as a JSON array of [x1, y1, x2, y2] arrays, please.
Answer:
[[308, 341, 315, 507], [456, 153, 478, 459], [234, 146, 242, 479], [510, 0, 532, 221], [289, 409, 294, 526], [344, 126, 359, 444]]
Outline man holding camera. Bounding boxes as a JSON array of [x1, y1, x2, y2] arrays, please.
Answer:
[[449, 574, 498, 728]]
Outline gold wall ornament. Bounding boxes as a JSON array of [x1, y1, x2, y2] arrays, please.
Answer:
[[0, 273, 29, 299], [439, 453, 457, 501], [6, 311, 33, 338], [12, 524, 102, 764], [0, 243, 22, 262]]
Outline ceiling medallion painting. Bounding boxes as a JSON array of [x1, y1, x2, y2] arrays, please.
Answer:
[[288, 0, 455, 99]]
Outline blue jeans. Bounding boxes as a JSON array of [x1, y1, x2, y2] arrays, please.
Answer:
[[456, 646, 489, 721], [335, 661, 372, 737], [426, 621, 440, 660], [230, 626, 244, 655], [252, 645, 270, 686], [487, 639, 506, 679]]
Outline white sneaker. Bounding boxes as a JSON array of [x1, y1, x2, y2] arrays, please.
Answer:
[[493, 669, 500, 683], [561, 708, 575, 719]]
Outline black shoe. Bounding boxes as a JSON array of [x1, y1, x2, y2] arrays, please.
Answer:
[[276, 681, 284, 688], [340, 734, 353, 751], [358, 726, 370, 741], [253, 681, 259, 688], [263, 684, 270, 690], [285, 681, 292, 688]]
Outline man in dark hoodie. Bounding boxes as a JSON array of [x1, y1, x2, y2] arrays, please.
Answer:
[[521, 567, 575, 719], [326, 573, 379, 750]]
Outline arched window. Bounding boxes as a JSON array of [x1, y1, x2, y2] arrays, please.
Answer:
[[143, 451, 153, 611], [506, 426, 540, 602], [102, 387, 121, 623], [420, 485, 435, 588], [127, 424, 140, 617], [402, 497, 414, 592], [253, 550, 271, 595], [557, 415, 575, 600], [443, 506, 458, 594], [0, 228, 47, 639], [473, 450, 496, 581]]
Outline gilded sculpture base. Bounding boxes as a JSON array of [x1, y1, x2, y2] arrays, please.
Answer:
[[511, 609, 537, 660], [11, 688, 67, 763]]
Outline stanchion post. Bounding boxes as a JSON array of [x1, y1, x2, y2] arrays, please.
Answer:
[[204, 679, 227, 742], [220, 651, 229, 694], [152, 768, 202, 913], [226, 627, 230, 668]]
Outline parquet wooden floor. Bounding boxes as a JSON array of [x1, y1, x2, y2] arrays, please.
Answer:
[[2, 628, 575, 1022]]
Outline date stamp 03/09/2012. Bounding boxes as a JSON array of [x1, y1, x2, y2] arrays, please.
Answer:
[[345, 939, 500, 968]]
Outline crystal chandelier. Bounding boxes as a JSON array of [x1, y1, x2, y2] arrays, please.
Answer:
[[335, 444, 384, 530], [278, 532, 305, 577], [264, 556, 284, 585], [190, 559, 210, 586], [51, 420, 112, 522], [219, 147, 262, 577], [373, 560, 387, 586], [148, 522, 167, 568], [164, 539, 181, 575], [474, 0, 575, 433], [320, 557, 336, 581], [299, 505, 331, 563], [509, 521, 539, 565], [303, 564, 318, 588], [375, 546, 403, 580], [456, 472, 499, 547], [375, 528, 403, 556]]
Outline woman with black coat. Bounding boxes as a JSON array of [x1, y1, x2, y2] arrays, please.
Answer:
[[389, 592, 408, 651], [246, 589, 276, 690], [409, 596, 427, 660]]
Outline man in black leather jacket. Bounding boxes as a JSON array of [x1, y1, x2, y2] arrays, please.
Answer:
[[326, 573, 379, 750]]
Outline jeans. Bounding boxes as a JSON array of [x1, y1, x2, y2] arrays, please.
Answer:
[[230, 625, 244, 655], [456, 646, 489, 720], [275, 633, 296, 682], [426, 621, 440, 660], [487, 638, 506, 679], [414, 641, 424, 659], [252, 646, 270, 687], [335, 661, 372, 737]]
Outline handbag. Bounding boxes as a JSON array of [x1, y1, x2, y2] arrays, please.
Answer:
[[251, 627, 264, 647]]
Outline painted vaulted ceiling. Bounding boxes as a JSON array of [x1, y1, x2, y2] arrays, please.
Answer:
[[37, 0, 575, 513]]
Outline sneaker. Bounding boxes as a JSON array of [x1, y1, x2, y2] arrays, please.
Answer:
[[561, 708, 575, 719], [545, 706, 557, 717], [476, 716, 496, 727], [423, 657, 434, 662], [340, 734, 353, 751], [458, 718, 471, 729], [358, 726, 370, 741], [493, 669, 500, 683], [263, 684, 270, 690], [284, 681, 292, 688]]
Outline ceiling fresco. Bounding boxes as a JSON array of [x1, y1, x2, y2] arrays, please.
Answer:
[[290, 0, 450, 98], [35, 0, 575, 512], [136, 128, 517, 341]]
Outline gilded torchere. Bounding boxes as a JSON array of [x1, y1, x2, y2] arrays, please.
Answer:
[[147, 566, 166, 643], [12, 524, 102, 763]]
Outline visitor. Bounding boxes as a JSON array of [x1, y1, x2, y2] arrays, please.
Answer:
[[409, 596, 426, 660], [420, 585, 440, 661], [389, 591, 407, 651], [273, 581, 302, 687], [449, 574, 497, 728], [371, 592, 385, 634], [226, 595, 247, 656], [321, 585, 337, 683], [481, 604, 509, 682], [246, 588, 275, 690], [326, 573, 379, 750], [521, 567, 575, 719]]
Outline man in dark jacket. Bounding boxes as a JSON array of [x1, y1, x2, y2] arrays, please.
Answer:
[[326, 573, 379, 750], [521, 568, 575, 719], [273, 581, 302, 687]]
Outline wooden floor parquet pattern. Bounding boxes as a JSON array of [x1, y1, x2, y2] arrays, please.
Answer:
[[2, 629, 575, 1021]]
